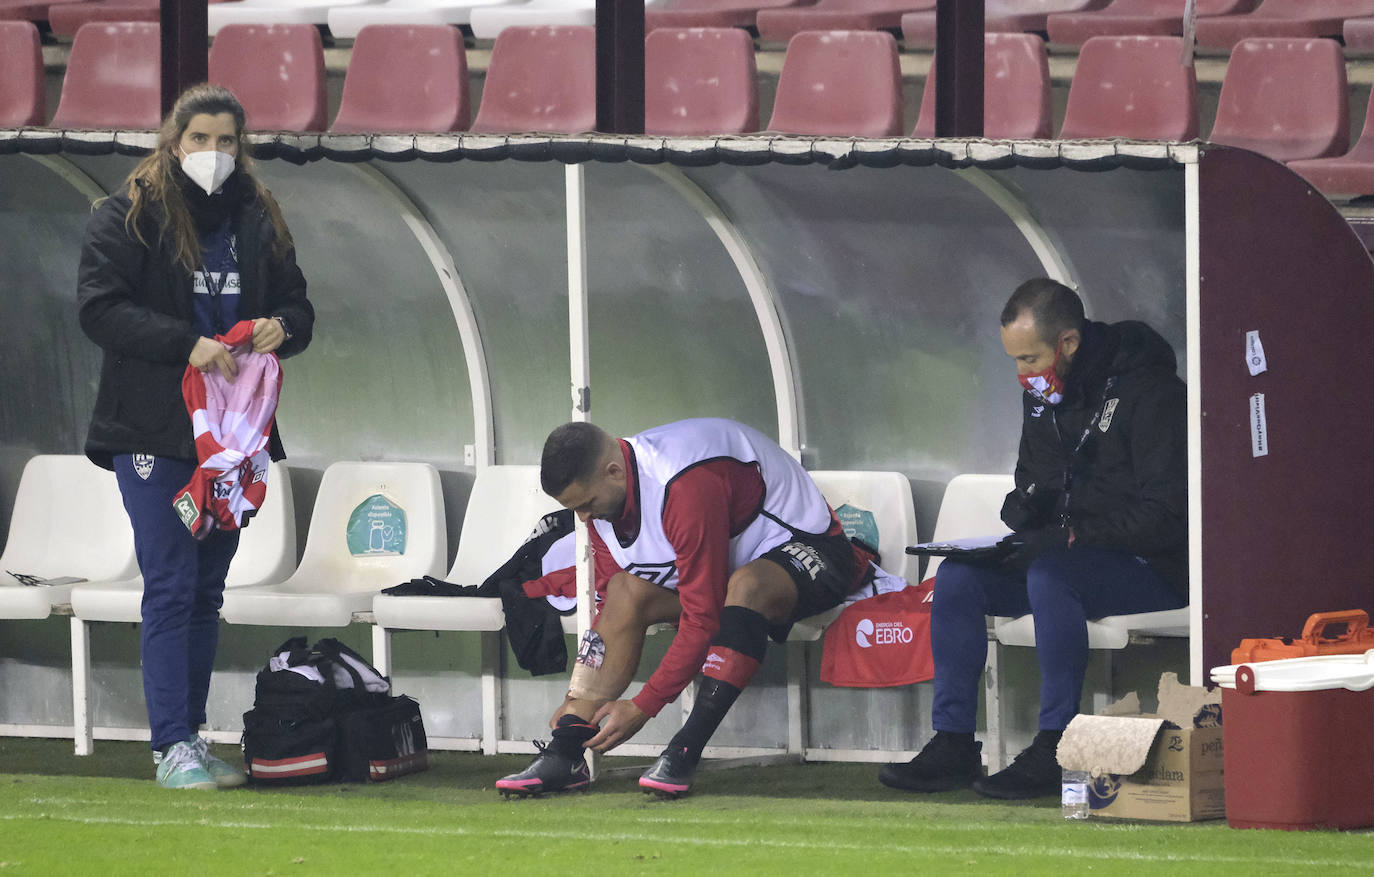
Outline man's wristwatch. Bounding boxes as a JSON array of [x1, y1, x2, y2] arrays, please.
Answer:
[[273, 316, 292, 340]]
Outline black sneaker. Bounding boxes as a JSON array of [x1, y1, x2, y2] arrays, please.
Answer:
[[639, 745, 698, 798], [495, 740, 591, 797], [879, 732, 983, 792], [972, 731, 1062, 800]]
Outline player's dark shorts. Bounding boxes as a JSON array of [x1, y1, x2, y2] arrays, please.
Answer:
[[759, 530, 860, 643]]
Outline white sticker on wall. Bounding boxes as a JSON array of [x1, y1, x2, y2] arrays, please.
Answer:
[[1245, 330, 1268, 376], [1249, 393, 1268, 457]]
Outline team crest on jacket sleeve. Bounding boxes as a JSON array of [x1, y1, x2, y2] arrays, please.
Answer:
[[134, 454, 155, 480]]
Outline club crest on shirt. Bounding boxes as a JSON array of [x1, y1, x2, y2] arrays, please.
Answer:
[[1099, 398, 1120, 433], [133, 454, 155, 480]]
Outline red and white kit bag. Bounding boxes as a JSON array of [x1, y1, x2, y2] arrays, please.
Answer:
[[821, 568, 935, 688]]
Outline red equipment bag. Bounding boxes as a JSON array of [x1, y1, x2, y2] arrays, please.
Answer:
[[1230, 609, 1374, 664], [820, 578, 934, 688]]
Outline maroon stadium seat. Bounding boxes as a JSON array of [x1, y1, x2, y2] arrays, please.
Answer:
[[768, 30, 902, 137], [1058, 36, 1198, 141], [1047, 0, 1257, 45], [0, 0, 91, 25], [48, 0, 157, 36], [0, 20, 44, 126], [901, 0, 1110, 46], [1342, 15, 1374, 50], [756, 0, 934, 44], [1194, 0, 1374, 51], [331, 25, 469, 133], [912, 33, 1051, 139], [470, 25, 596, 134], [1209, 37, 1348, 163], [645, 27, 758, 135], [645, 0, 805, 32], [51, 21, 160, 129], [1288, 88, 1374, 196], [209, 23, 327, 132]]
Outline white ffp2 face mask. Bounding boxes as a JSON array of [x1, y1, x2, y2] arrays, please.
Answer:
[[180, 149, 236, 195]]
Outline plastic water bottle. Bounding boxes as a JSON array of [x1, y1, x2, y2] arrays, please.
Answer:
[[1062, 769, 1090, 820]]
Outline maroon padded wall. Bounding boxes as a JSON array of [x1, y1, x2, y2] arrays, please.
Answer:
[[1198, 146, 1374, 676]]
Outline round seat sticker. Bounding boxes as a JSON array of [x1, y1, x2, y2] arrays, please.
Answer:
[[347, 494, 407, 556]]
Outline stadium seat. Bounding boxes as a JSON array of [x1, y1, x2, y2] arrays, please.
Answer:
[[1208, 38, 1348, 163], [645, 27, 759, 135], [754, 0, 934, 45], [767, 30, 903, 138], [1194, 0, 1374, 50], [1047, 0, 1257, 44], [68, 462, 296, 754], [1287, 87, 1374, 196], [0, 20, 44, 127], [331, 24, 470, 133], [372, 465, 560, 753], [1344, 15, 1374, 50], [0, 0, 90, 25], [901, 0, 1110, 45], [209, 24, 327, 132], [209, 0, 383, 36], [50, 21, 161, 129], [0, 455, 138, 621], [471, 0, 671, 39], [911, 33, 1051, 139], [1058, 36, 1198, 141], [469, 25, 596, 134], [220, 461, 446, 628], [327, 0, 518, 39], [645, 0, 807, 32], [47, 0, 156, 36], [929, 474, 1189, 767]]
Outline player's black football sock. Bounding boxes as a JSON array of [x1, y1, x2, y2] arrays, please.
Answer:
[[549, 713, 596, 759], [668, 605, 770, 761]]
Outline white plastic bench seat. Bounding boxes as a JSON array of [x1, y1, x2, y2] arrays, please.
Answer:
[[0, 455, 137, 620], [68, 461, 297, 623], [210, 0, 385, 35], [371, 464, 561, 633], [469, 0, 665, 39], [994, 607, 1192, 649], [327, 0, 522, 38], [221, 461, 444, 628]]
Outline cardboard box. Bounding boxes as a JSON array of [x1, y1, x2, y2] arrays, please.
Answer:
[[1057, 672, 1224, 822]]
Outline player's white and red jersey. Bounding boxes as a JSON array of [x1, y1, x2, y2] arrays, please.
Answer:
[[589, 418, 839, 716]]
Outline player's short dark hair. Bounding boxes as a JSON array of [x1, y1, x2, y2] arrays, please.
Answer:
[[1000, 278, 1085, 346], [540, 422, 608, 497]]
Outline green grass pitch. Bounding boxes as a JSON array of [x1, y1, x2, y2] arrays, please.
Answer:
[[1, 738, 1370, 875]]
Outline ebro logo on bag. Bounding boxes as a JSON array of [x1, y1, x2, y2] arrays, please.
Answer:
[[855, 617, 915, 648]]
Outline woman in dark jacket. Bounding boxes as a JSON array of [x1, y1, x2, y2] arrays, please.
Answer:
[[77, 84, 314, 790]]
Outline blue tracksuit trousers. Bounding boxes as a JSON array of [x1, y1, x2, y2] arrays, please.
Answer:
[[930, 546, 1185, 733], [114, 454, 239, 751]]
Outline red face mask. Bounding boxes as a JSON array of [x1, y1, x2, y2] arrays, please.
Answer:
[[1018, 341, 1065, 405]]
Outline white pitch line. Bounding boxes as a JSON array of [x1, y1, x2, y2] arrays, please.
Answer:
[[1, 813, 1370, 870]]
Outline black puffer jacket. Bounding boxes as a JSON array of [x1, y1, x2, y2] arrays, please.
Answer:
[[77, 171, 314, 469], [1000, 320, 1188, 597]]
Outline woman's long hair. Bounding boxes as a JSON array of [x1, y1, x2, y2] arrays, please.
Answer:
[[118, 84, 293, 271]]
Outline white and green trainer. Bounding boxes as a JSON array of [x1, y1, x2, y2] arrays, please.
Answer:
[[190, 734, 247, 788], [154, 740, 217, 790]]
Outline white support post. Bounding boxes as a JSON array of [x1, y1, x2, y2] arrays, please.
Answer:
[[566, 163, 597, 778], [1184, 159, 1205, 685], [371, 625, 392, 678], [71, 617, 92, 756], [481, 630, 501, 755], [786, 644, 808, 756], [982, 636, 1003, 772]]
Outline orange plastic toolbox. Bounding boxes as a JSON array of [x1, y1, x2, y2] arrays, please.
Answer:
[[1230, 610, 1374, 664]]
